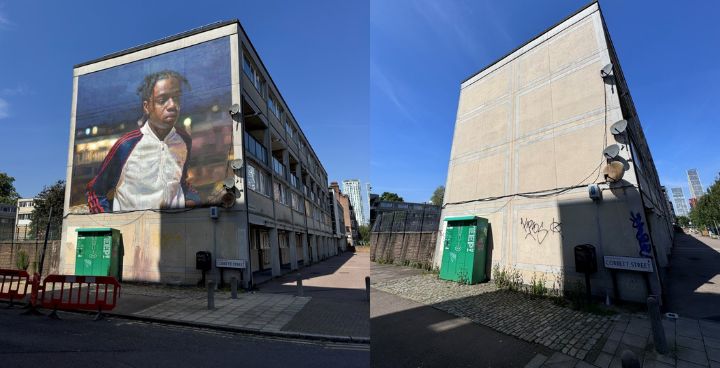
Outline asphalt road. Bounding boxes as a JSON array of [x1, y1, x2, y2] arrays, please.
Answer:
[[0, 308, 369, 368]]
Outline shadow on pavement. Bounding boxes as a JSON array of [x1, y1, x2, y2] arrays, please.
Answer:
[[665, 232, 720, 321], [371, 288, 551, 368]]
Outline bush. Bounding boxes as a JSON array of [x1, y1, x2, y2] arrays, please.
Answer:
[[493, 264, 524, 291], [16, 250, 29, 270], [530, 273, 548, 297]]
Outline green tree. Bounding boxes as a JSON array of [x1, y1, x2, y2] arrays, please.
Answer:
[[358, 224, 370, 243], [430, 185, 445, 206], [676, 216, 690, 228], [30, 180, 65, 240], [379, 192, 404, 202], [688, 176, 720, 234], [0, 172, 20, 205]]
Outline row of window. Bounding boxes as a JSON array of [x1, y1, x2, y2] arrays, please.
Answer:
[[18, 201, 33, 208], [18, 214, 32, 220], [243, 53, 314, 166]]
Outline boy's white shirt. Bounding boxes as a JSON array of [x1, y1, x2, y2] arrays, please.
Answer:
[[113, 122, 187, 211]]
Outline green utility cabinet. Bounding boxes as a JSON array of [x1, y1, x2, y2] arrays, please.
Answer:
[[439, 216, 489, 284], [75, 228, 123, 279]]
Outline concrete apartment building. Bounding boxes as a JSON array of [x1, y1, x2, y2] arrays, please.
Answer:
[[343, 179, 366, 226], [687, 169, 704, 199], [671, 188, 689, 217], [14, 198, 35, 240], [437, 2, 673, 302], [59, 21, 337, 287], [330, 182, 359, 247]]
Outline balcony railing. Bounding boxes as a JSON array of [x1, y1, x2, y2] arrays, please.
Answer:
[[272, 157, 286, 179], [244, 132, 268, 165], [290, 174, 299, 189]]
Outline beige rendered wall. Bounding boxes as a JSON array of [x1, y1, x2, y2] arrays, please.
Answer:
[[437, 4, 662, 302]]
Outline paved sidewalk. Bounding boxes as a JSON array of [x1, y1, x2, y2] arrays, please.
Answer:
[[527, 314, 720, 368], [665, 233, 720, 320], [107, 251, 369, 342]]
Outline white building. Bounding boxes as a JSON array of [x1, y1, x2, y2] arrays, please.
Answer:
[[671, 188, 689, 217], [687, 169, 704, 199], [342, 179, 366, 226], [15, 198, 35, 240]]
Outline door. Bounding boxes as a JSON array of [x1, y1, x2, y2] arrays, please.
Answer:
[[440, 224, 457, 280]]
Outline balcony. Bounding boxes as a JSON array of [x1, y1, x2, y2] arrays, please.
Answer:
[[244, 132, 268, 165], [272, 157, 286, 179]]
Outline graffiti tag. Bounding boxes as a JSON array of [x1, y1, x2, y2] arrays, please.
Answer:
[[520, 217, 562, 245], [630, 212, 652, 257]]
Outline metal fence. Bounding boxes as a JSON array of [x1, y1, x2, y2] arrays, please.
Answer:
[[370, 210, 440, 270]]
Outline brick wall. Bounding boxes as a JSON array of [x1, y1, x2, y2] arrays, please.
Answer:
[[0, 240, 61, 277]]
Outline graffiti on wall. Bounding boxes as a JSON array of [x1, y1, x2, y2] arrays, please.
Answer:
[[630, 212, 652, 257], [519, 217, 562, 245]]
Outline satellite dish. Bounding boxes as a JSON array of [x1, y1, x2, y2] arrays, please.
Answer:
[[221, 191, 236, 208], [229, 104, 241, 116], [603, 144, 620, 159], [604, 161, 625, 182], [600, 63, 613, 78], [610, 120, 628, 135], [230, 159, 243, 170], [223, 176, 236, 189]]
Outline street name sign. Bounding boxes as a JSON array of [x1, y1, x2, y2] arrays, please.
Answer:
[[603, 256, 653, 272], [216, 259, 247, 269]]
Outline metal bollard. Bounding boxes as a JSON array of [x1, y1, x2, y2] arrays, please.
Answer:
[[296, 274, 304, 297], [620, 350, 640, 368], [647, 296, 668, 354], [207, 280, 215, 310], [231, 277, 238, 299], [365, 276, 370, 301]]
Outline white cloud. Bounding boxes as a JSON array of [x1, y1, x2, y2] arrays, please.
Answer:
[[0, 98, 8, 119], [0, 6, 10, 28], [1, 84, 30, 96], [371, 62, 418, 125]]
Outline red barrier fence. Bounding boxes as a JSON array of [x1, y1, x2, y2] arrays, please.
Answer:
[[0, 269, 31, 305], [37, 275, 121, 316]]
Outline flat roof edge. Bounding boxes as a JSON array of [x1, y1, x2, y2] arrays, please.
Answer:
[[73, 20, 238, 69]]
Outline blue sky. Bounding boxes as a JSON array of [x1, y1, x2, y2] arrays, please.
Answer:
[[1, 1, 718, 214], [371, 0, 719, 203], [0, 1, 369, 208]]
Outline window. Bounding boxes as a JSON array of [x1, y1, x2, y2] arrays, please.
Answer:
[[242, 54, 265, 94], [274, 182, 289, 206], [268, 93, 282, 119], [244, 132, 268, 165], [246, 164, 270, 197], [285, 121, 294, 139], [272, 157, 286, 179], [291, 192, 300, 212]]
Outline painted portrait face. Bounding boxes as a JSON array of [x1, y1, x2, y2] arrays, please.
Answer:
[[144, 77, 182, 134]]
